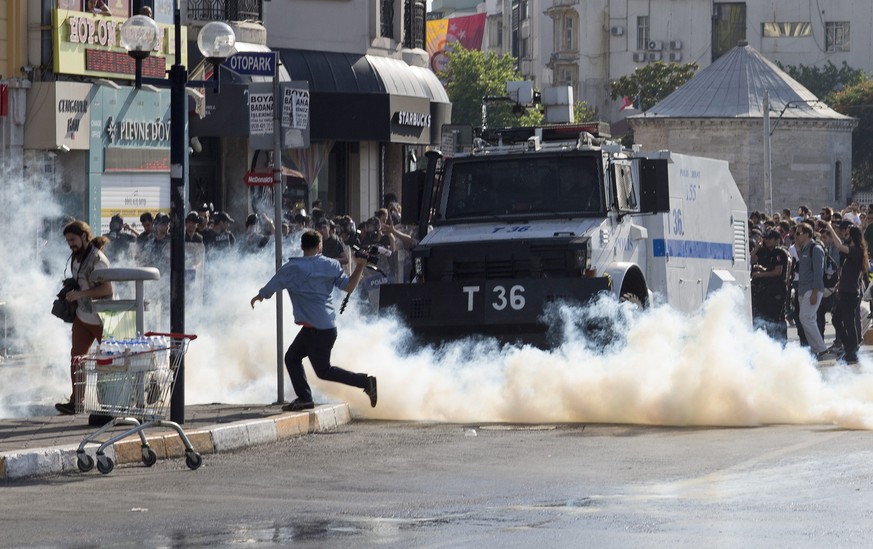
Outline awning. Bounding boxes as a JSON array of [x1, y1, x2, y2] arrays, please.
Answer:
[[277, 49, 451, 144]]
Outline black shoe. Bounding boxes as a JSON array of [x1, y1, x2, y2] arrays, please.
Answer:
[[54, 400, 76, 415], [364, 376, 377, 408], [282, 398, 314, 412]]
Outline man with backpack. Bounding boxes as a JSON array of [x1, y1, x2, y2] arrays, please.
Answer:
[[794, 223, 838, 360], [751, 229, 791, 341]]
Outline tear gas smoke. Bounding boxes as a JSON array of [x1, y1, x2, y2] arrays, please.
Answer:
[[2, 167, 873, 429]]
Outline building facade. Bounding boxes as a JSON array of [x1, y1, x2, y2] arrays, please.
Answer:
[[630, 44, 857, 212], [458, 1, 873, 127], [262, 0, 449, 222]]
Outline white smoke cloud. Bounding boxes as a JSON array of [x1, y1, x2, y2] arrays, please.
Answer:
[[3, 162, 873, 429]]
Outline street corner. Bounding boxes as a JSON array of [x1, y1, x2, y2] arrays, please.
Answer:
[[311, 403, 352, 431], [1, 443, 111, 481]]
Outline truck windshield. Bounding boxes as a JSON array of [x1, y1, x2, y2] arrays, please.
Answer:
[[443, 154, 602, 221]]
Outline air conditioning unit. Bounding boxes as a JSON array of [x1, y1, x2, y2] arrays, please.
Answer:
[[670, 40, 683, 50], [647, 40, 663, 51], [632, 52, 646, 62], [610, 25, 624, 36], [669, 52, 682, 62], [647, 52, 662, 62]]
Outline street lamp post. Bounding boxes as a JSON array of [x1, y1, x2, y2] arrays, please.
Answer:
[[764, 97, 823, 214], [120, 9, 236, 423]]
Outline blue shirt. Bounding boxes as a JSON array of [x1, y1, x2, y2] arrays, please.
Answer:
[[258, 255, 350, 329]]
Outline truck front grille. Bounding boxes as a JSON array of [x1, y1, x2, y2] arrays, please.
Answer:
[[428, 238, 580, 281]]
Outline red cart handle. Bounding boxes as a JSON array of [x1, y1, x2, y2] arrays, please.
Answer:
[[144, 332, 198, 340]]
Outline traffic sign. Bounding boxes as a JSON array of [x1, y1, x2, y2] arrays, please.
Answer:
[[224, 52, 277, 77]]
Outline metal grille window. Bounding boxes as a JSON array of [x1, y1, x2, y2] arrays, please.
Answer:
[[381, 0, 395, 39], [186, 0, 261, 22], [825, 21, 850, 52], [561, 15, 574, 51], [636, 16, 650, 51], [403, 0, 426, 49], [511, 2, 520, 58], [761, 22, 811, 37]]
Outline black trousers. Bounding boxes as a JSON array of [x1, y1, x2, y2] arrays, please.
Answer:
[[835, 293, 862, 360], [285, 327, 368, 402], [752, 285, 787, 342]]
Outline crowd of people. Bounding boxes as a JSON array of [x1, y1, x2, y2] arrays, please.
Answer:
[[54, 193, 416, 415], [99, 193, 420, 286], [749, 202, 872, 364]]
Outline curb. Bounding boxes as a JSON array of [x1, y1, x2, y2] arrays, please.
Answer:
[[0, 403, 351, 482]]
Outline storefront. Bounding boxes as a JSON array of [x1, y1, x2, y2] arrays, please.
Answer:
[[21, 8, 184, 231], [274, 49, 451, 220]]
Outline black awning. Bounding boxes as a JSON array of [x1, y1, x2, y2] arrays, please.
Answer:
[[192, 48, 451, 144], [279, 49, 384, 94], [277, 49, 390, 141]]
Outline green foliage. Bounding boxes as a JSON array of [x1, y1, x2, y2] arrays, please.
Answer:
[[441, 44, 523, 128], [831, 80, 873, 190], [441, 44, 601, 129], [573, 101, 597, 123], [609, 62, 699, 111], [514, 100, 597, 126], [776, 60, 866, 103]]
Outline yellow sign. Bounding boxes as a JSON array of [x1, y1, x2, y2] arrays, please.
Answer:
[[52, 9, 186, 80]]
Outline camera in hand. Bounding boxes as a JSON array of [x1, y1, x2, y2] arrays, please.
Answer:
[[352, 244, 380, 268]]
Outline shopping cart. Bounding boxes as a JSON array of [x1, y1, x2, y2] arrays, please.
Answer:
[[74, 332, 199, 474]]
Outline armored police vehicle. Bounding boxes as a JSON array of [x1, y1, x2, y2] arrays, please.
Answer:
[[379, 124, 751, 346]]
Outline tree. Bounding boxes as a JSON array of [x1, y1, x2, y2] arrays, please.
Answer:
[[609, 61, 699, 110], [441, 44, 600, 129], [514, 100, 598, 127], [830, 79, 873, 191], [574, 101, 598, 123], [441, 44, 523, 128], [775, 60, 866, 103]]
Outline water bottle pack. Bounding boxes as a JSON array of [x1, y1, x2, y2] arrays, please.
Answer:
[[92, 335, 172, 372]]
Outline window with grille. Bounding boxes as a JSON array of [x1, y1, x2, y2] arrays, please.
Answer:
[[381, 0, 395, 39], [761, 22, 811, 37], [562, 15, 575, 51], [636, 16, 650, 51], [825, 21, 850, 52]]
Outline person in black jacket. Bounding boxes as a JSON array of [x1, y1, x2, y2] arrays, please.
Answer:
[[826, 222, 869, 364], [751, 229, 790, 341]]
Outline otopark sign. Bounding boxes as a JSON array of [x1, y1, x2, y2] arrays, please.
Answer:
[[223, 52, 277, 77]]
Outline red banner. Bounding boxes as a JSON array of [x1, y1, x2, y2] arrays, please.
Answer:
[[448, 13, 486, 51], [0, 84, 7, 117], [427, 13, 486, 73]]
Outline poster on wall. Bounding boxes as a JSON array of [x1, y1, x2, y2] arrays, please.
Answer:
[[100, 173, 170, 234]]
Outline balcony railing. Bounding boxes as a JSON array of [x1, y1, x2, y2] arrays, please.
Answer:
[[187, 0, 262, 22]]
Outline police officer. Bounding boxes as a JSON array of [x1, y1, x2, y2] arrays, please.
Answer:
[[751, 229, 791, 341]]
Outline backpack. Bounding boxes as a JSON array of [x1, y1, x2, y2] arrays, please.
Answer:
[[774, 246, 793, 289], [822, 246, 838, 289]]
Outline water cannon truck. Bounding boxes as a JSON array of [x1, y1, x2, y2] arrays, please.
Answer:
[[379, 124, 751, 347]]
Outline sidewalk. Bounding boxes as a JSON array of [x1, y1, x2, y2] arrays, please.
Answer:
[[0, 402, 351, 482]]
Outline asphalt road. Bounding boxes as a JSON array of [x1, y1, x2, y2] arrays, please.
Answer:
[[3, 420, 873, 548]]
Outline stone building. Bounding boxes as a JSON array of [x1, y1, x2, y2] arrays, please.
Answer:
[[629, 43, 857, 213]]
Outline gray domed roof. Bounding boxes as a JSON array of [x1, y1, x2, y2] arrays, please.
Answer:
[[633, 42, 852, 121]]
